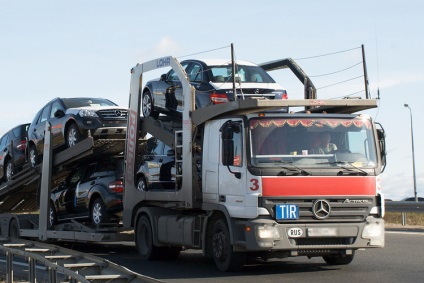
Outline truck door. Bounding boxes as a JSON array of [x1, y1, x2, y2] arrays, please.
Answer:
[[218, 120, 248, 218]]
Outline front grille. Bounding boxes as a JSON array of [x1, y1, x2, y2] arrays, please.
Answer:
[[294, 237, 355, 246], [261, 197, 374, 223], [98, 109, 128, 120]]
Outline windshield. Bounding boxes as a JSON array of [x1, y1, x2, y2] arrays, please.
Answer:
[[249, 116, 378, 168], [62, 98, 117, 109], [210, 65, 276, 83]]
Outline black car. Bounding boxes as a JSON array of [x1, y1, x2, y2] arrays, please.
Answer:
[[50, 157, 124, 227], [401, 197, 424, 202], [0, 123, 30, 183], [136, 137, 176, 191], [28, 97, 128, 167], [142, 59, 287, 118]]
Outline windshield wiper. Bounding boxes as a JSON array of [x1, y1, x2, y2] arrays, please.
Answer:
[[277, 162, 312, 176], [320, 161, 368, 176]]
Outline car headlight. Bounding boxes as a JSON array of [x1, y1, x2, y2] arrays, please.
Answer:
[[79, 109, 98, 117]]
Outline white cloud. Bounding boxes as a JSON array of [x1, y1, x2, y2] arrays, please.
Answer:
[[138, 37, 181, 61]]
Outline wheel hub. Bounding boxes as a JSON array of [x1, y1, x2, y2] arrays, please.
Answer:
[[213, 231, 227, 260]]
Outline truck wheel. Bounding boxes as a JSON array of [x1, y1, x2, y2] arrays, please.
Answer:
[[136, 215, 161, 260], [9, 219, 20, 238], [323, 251, 355, 265], [29, 145, 38, 168], [91, 198, 110, 227], [5, 159, 13, 182], [212, 218, 245, 272]]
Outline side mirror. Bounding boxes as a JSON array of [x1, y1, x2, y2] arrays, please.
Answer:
[[220, 121, 242, 179], [54, 109, 65, 118], [375, 123, 387, 172], [160, 74, 167, 81]]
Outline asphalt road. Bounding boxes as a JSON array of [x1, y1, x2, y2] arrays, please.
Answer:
[[61, 231, 424, 283]]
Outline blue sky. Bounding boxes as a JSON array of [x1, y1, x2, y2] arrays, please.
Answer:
[[1, 0, 423, 200]]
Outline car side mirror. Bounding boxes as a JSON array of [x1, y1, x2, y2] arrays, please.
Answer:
[[54, 109, 65, 118], [160, 74, 167, 81]]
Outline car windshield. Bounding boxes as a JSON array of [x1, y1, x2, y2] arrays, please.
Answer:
[[62, 98, 117, 109], [210, 64, 276, 83], [249, 116, 378, 168]]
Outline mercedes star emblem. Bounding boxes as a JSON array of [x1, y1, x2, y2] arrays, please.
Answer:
[[312, 199, 331, 219]]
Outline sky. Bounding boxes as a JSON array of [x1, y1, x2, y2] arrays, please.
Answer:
[[1, 0, 423, 200]]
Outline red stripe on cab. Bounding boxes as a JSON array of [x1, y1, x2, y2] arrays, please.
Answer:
[[262, 176, 376, 196]]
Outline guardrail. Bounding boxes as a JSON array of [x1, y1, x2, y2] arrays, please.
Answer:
[[385, 201, 424, 213], [0, 237, 161, 283], [385, 201, 424, 226]]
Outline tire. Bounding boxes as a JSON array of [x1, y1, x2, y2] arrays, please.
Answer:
[[135, 215, 161, 260], [66, 123, 82, 148], [137, 176, 147, 191], [29, 144, 38, 169], [91, 198, 110, 227], [49, 205, 57, 228], [9, 219, 20, 238], [4, 159, 12, 182], [323, 251, 355, 265], [212, 218, 245, 272], [142, 91, 158, 118]]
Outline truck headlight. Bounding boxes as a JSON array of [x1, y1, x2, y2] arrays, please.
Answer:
[[362, 221, 384, 246], [256, 224, 280, 239]]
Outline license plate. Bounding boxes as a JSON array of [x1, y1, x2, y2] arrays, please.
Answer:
[[276, 204, 299, 220], [307, 227, 338, 237]]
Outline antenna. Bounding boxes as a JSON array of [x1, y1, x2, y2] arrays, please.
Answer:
[[362, 44, 370, 99]]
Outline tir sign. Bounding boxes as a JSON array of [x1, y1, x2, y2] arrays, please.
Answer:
[[276, 204, 299, 220]]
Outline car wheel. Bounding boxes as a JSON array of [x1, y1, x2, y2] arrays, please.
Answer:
[[91, 198, 110, 227], [66, 123, 81, 148], [136, 214, 161, 260], [212, 218, 245, 272], [142, 91, 158, 118], [49, 204, 57, 228], [4, 159, 12, 182], [323, 251, 355, 265], [137, 176, 147, 191], [29, 144, 38, 168]]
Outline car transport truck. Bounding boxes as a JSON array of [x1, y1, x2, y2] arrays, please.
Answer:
[[123, 56, 386, 271], [0, 55, 386, 272]]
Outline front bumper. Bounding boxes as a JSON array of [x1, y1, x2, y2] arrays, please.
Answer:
[[240, 217, 384, 254]]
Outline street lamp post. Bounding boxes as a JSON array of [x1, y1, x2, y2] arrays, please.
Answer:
[[404, 104, 418, 202]]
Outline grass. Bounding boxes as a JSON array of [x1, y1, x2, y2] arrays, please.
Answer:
[[384, 212, 424, 226]]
